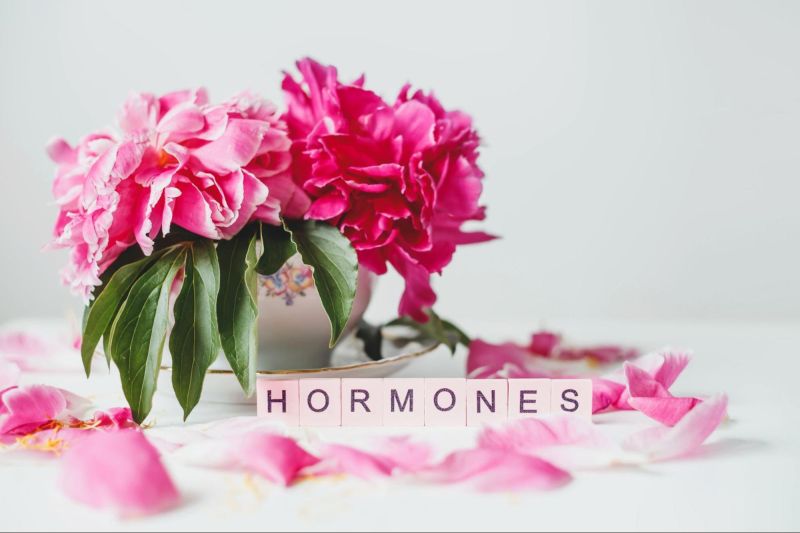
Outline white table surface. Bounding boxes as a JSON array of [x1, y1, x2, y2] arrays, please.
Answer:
[[2, 318, 799, 532]]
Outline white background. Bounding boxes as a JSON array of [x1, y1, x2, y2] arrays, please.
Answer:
[[0, 0, 798, 325]]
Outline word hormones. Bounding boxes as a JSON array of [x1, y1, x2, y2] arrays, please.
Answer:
[[256, 378, 592, 426]]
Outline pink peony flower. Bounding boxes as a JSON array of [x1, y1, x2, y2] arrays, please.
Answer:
[[282, 58, 494, 321], [48, 89, 305, 299]]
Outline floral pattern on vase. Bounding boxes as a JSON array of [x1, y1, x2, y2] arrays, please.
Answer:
[[260, 263, 315, 305]]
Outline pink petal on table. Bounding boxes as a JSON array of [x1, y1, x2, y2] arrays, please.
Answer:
[[528, 330, 560, 356], [466, 339, 550, 379], [237, 433, 319, 485], [0, 361, 20, 390], [423, 448, 570, 492], [477, 416, 624, 470], [59, 430, 180, 516], [616, 350, 691, 409], [375, 436, 433, 472], [308, 438, 433, 479], [172, 431, 318, 486], [628, 396, 702, 427], [622, 394, 728, 461], [309, 444, 395, 479], [592, 378, 626, 414], [91, 407, 138, 430], [624, 362, 671, 399], [0, 385, 66, 435]]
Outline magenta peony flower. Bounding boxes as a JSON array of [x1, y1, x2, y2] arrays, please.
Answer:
[[282, 58, 494, 321], [48, 89, 307, 299]]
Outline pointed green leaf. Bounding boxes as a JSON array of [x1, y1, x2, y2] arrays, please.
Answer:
[[255, 223, 297, 276], [169, 240, 221, 420], [216, 227, 259, 396], [80, 250, 167, 377], [387, 309, 470, 355], [107, 247, 187, 424], [286, 220, 358, 346]]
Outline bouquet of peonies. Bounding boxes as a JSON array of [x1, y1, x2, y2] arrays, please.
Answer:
[[48, 58, 493, 422]]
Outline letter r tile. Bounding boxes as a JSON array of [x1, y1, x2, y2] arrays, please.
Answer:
[[299, 379, 342, 426], [508, 379, 552, 419], [382, 379, 425, 426], [256, 379, 299, 426], [341, 379, 383, 426]]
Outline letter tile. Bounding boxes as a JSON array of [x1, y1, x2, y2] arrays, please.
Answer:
[[425, 379, 467, 426], [341, 378, 383, 426], [256, 379, 299, 426], [551, 379, 592, 417], [299, 379, 342, 426], [508, 379, 551, 419], [382, 378, 425, 426], [466, 379, 508, 426]]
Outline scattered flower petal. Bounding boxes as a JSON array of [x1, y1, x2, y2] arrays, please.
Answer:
[[622, 394, 728, 461], [592, 378, 626, 414], [0, 385, 91, 438], [308, 438, 433, 479], [478, 416, 627, 470], [422, 448, 570, 492], [172, 431, 318, 486], [59, 430, 180, 516]]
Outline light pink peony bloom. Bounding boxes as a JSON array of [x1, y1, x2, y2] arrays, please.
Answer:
[[48, 89, 302, 299], [60, 430, 180, 516], [283, 58, 494, 321]]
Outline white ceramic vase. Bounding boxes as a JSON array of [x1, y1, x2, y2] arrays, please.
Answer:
[[208, 254, 375, 372]]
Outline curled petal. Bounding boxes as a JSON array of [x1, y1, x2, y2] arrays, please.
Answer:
[[59, 430, 180, 516], [592, 378, 626, 414], [628, 396, 702, 427], [622, 394, 728, 461]]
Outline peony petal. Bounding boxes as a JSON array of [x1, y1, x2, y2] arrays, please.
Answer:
[[467, 339, 540, 379], [592, 378, 626, 414], [622, 394, 728, 461], [0, 385, 68, 435], [59, 430, 180, 516], [308, 438, 432, 479], [624, 362, 671, 399], [191, 118, 267, 175], [236, 433, 319, 486], [309, 444, 395, 479], [172, 431, 318, 487], [628, 396, 702, 427], [423, 448, 570, 492], [305, 189, 349, 220]]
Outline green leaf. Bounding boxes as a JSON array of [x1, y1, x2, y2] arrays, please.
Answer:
[[80, 250, 167, 377], [169, 240, 222, 420], [387, 309, 471, 355], [216, 226, 259, 396], [107, 246, 187, 424], [255, 223, 297, 276], [286, 220, 358, 347]]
